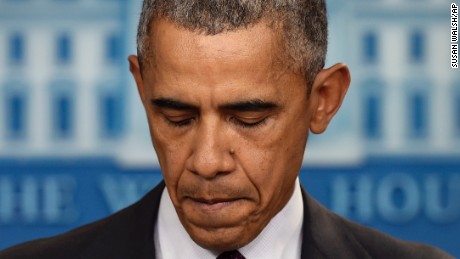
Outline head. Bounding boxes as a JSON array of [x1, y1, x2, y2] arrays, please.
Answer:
[[129, 0, 350, 252]]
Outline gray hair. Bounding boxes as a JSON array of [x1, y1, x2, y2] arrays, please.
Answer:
[[136, 0, 328, 90]]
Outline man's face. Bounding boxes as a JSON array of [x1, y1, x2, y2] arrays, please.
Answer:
[[133, 19, 314, 251]]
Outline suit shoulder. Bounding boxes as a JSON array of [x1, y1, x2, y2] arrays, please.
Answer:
[[341, 217, 454, 259], [302, 190, 454, 259], [0, 205, 140, 258], [0, 212, 115, 259], [0, 183, 164, 259]]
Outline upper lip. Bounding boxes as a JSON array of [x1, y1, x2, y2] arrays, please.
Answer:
[[190, 197, 241, 204]]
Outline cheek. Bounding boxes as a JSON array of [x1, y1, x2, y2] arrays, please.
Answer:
[[149, 121, 189, 188], [238, 129, 305, 206], [247, 151, 281, 200]]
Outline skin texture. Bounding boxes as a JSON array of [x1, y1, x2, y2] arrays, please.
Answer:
[[129, 18, 350, 252]]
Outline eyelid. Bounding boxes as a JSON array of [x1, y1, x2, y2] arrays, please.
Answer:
[[159, 108, 194, 116], [163, 116, 194, 127], [236, 116, 265, 123], [230, 115, 269, 128], [164, 114, 193, 121], [160, 110, 196, 127], [234, 110, 271, 119]]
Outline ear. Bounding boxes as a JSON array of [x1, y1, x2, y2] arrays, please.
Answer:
[[309, 63, 351, 134], [128, 55, 146, 103]]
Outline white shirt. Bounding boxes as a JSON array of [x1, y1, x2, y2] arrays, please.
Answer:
[[154, 178, 304, 259]]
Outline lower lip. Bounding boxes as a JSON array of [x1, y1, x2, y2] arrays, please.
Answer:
[[190, 199, 241, 211]]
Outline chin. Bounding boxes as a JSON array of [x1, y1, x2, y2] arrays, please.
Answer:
[[186, 223, 257, 252]]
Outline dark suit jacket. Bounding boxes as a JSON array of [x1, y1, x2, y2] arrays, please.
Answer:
[[0, 181, 453, 259]]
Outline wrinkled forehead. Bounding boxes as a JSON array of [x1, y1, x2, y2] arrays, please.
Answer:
[[140, 17, 290, 75]]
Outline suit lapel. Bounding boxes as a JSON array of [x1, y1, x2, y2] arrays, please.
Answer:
[[300, 186, 371, 259], [80, 181, 166, 259]]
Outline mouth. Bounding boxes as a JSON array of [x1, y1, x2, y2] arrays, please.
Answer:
[[188, 197, 243, 211]]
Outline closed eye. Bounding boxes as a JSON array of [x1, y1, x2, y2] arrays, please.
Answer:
[[231, 116, 268, 128], [151, 98, 198, 127], [163, 114, 195, 127], [166, 118, 194, 127]]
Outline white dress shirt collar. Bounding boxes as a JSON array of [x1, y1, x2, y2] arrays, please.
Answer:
[[154, 178, 303, 259]]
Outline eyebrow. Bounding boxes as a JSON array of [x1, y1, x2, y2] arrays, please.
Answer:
[[220, 99, 278, 112], [151, 98, 278, 112], [151, 98, 197, 110]]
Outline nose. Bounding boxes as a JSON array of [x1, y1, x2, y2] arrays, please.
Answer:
[[186, 118, 236, 179]]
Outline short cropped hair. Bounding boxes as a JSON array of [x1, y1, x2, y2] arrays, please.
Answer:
[[136, 0, 328, 90]]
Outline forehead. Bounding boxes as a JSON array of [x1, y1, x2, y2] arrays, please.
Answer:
[[141, 18, 309, 107], [146, 18, 285, 74]]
